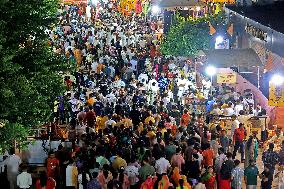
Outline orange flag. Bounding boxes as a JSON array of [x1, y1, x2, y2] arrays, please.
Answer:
[[208, 22, 216, 35], [265, 53, 273, 72], [227, 23, 234, 36]]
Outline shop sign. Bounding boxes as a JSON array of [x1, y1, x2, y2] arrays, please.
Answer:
[[269, 81, 284, 106], [217, 73, 237, 84]]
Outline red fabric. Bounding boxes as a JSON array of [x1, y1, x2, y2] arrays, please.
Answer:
[[85, 111, 96, 127], [78, 9, 82, 16], [234, 128, 246, 142], [202, 149, 214, 167], [150, 46, 156, 59], [135, 0, 142, 14], [46, 158, 59, 178], [181, 114, 190, 127], [140, 176, 157, 189], [205, 175, 215, 189], [219, 178, 231, 189], [36, 178, 56, 189]]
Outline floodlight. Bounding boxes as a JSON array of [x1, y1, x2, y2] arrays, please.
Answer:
[[271, 74, 284, 86], [205, 66, 217, 76], [151, 5, 161, 14], [216, 36, 224, 44]]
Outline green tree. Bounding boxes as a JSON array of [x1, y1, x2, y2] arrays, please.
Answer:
[[0, 0, 68, 152], [160, 13, 227, 57]]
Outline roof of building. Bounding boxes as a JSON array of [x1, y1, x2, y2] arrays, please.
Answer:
[[156, 0, 201, 7], [226, 2, 284, 34], [204, 48, 263, 68]]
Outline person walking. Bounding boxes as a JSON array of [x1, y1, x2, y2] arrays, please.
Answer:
[[244, 135, 258, 169], [262, 143, 280, 178], [87, 170, 102, 189], [35, 171, 56, 189], [5, 148, 22, 189], [219, 152, 234, 189], [231, 160, 244, 189], [233, 123, 246, 162], [244, 160, 259, 189]]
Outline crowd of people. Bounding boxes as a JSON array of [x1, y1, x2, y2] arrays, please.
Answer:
[[1, 1, 284, 189]]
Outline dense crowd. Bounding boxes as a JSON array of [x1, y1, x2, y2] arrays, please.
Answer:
[[1, 1, 284, 189]]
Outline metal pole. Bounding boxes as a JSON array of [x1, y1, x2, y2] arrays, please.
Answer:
[[257, 66, 260, 89], [211, 75, 213, 96]]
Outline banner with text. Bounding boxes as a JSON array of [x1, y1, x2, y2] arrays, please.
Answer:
[[217, 73, 237, 84]]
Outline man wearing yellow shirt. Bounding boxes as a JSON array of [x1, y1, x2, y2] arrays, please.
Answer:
[[144, 114, 155, 125], [112, 151, 127, 171], [96, 115, 108, 130]]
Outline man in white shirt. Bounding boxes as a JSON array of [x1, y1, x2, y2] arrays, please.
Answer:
[[155, 154, 171, 176], [5, 149, 22, 189], [231, 115, 240, 141], [17, 164, 32, 189], [234, 100, 244, 116]]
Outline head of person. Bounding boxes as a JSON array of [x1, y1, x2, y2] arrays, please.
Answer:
[[234, 159, 241, 167], [239, 123, 244, 129], [226, 152, 233, 160], [204, 142, 211, 150], [232, 115, 237, 121], [48, 151, 55, 158], [249, 159, 255, 166], [208, 166, 214, 174], [218, 147, 225, 155], [221, 129, 227, 136], [92, 169, 99, 179], [39, 171, 48, 187], [264, 164, 271, 172], [192, 153, 199, 161], [20, 163, 28, 172]]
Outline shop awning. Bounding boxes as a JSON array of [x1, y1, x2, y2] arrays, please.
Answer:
[[203, 48, 263, 68]]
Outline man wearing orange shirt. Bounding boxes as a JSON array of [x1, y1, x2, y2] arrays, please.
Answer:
[[202, 143, 214, 168], [180, 109, 191, 127]]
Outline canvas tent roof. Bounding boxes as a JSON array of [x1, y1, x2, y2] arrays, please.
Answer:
[[203, 48, 263, 68]]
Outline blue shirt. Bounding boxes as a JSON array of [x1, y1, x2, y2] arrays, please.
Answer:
[[206, 100, 215, 113]]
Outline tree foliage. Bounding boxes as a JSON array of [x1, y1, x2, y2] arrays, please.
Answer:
[[160, 13, 227, 57], [0, 0, 68, 152]]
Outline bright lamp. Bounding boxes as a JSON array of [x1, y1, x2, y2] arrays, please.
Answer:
[[206, 66, 217, 76], [151, 5, 160, 14], [271, 74, 284, 86], [216, 36, 224, 44]]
